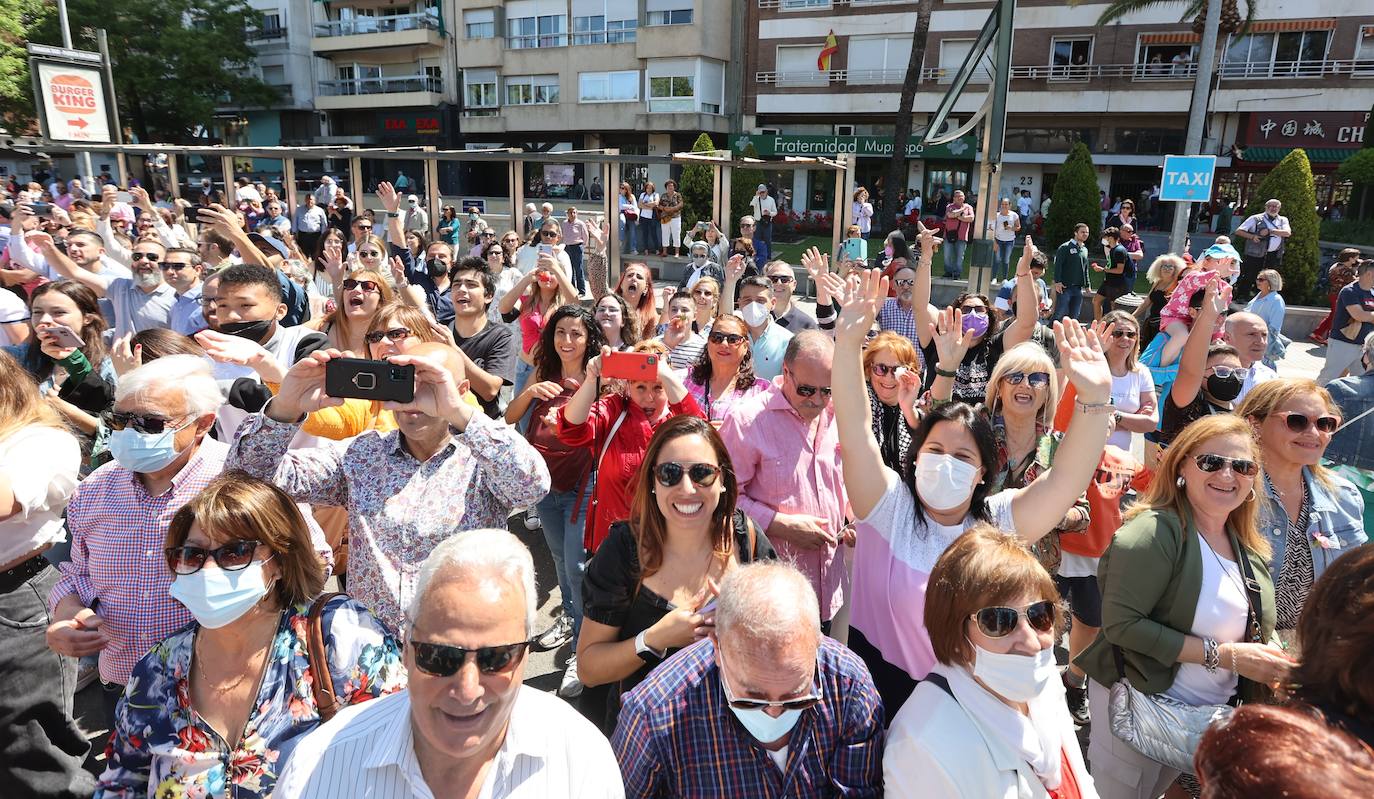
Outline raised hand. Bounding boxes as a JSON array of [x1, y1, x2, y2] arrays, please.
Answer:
[[916, 225, 940, 257], [322, 239, 345, 281], [111, 333, 142, 377], [1017, 235, 1036, 273], [834, 269, 887, 345], [725, 253, 747, 283], [800, 246, 828, 279], [1054, 318, 1112, 403], [1203, 274, 1227, 316], [194, 329, 268, 367], [376, 181, 400, 214], [130, 185, 153, 212], [816, 270, 848, 307], [268, 349, 351, 421], [930, 306, 970, 368], [389, 255, 409, 287]]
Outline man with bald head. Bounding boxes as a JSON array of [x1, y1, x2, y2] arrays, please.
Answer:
[[613, 562, 884, 797], [228, 342, 551, 631], [719, 331, 850, 631], [1223, 311, 1277, 404]]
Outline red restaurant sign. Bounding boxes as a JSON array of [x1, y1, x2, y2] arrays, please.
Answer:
[[1243, 111, 1367, 147]]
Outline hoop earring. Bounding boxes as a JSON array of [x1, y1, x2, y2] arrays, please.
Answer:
[[1176, 476, 1186, 489], [1247, 487, 1257, 502]]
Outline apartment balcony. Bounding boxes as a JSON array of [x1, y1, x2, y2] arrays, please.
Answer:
[[315, 75, 444, 110], [245, 26, 287, 45], [312, 13, 444, 53]]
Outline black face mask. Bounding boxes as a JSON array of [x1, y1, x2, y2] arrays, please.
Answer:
[[219, 318, 274, 343], [1206, 373, 1242, 402], [427, 260, 448, 278]]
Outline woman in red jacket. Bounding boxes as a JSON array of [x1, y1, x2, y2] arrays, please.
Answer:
[[556, 340, 705, 552]]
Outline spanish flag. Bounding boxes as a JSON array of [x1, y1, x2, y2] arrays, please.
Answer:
[[818, 30, 838, 71]]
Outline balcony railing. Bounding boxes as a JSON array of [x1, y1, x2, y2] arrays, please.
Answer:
[[506, 33, 567, 49], [314, 12, 439, 38], [246, 26, 286, 42], [756, 59, 1374, 87], [318, 75, 442, 96]]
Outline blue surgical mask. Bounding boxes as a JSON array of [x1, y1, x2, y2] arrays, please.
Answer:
[[727, 703, 804, 744], [169, 556, 275, 629], [107, 420, 193, 473]]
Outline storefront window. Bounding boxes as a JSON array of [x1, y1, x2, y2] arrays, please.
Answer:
[[925, 164, 972, 209], [1004, 128, 1095, 154]]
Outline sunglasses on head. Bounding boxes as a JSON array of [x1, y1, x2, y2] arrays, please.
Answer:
[[165, 540, 262, 575], [1111, 329, 1138, 340], [870, 363, 907, 377], [894, 278, 916, 287], [708, 331, 745, 345], [408, 640, 531, 676], [131, 251, 161, 262], [364, 327, 412, 345], [107, 411, 187, 435], [1002, 370, 1051, 387], [342, 278, 381, 292], [972, 600, 1057, 638], [654, 461, 722, 489], [1272, 411, 1339, 434], [1192, 453, 1260, 477]]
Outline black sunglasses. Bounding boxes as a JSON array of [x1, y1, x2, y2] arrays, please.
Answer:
[[1111, 329, 1138, 340], [342, 278, 381, 292], [894, 278, 915, 287], [131, 251, 162, 262], [959, 304, 986, 315], [767, 274, 794, 284], [539, 230, 558, 238], [654, 461, 722, 489], [1002, 370, 1051, 387], [364, 327, 412, 345], [1272, 411, 1339, 434], [972, 600, 1057, 638], [107, 410, 186, 435], [708, 331, 745, 345], [721, 668, 822, 713], [408, 640, 531, 676], [164, 540, 260, 575], [792, 380, 832, 398], [1192, 454, 1260, 477], [159, 261, 193, 272], [356, 250, 383, 259]]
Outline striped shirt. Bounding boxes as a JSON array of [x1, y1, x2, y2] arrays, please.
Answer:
[[49, 439, 230, 686], [612, 637, 885, 798], [273, 689, 625, 799]]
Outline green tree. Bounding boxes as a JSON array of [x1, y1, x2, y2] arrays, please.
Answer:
[[0, 0, 51, 132], [1090, 0, 1254, 33], [1340, 100, 1374, 220], [1043, 142, 1100, 249], [26, 0, 276, 142], [1242, 149, 1320, 305], [679, 132, 716, 230], [731, 142, 765, 240]]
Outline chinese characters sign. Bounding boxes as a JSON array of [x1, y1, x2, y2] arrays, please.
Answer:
[[1244, 111, 1367, 148]]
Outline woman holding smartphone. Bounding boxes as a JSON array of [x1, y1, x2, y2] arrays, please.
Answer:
[[500, 234, 580, 399]]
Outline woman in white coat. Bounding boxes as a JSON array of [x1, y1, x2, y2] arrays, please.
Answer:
[[885, 525, 1097, 799]]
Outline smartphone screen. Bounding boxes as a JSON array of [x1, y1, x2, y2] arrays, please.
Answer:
[[538, 244, 554, 257], [114, 191, 133, 204], [29, 202, 53, 218]]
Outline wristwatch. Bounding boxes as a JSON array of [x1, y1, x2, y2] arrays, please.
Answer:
[[634, 630, 665, 663]]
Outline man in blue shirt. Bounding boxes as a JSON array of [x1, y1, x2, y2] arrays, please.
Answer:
[[735, 276, 793, 381], [1318, 258, 1374, 384]]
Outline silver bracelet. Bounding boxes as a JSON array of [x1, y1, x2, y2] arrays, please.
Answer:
[[1202, 636, 1220, 673]]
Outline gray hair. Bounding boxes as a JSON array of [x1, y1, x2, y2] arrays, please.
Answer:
[[114, 354, 221, 417], [408, 529, 537, 637], [1257, 269, 1283, 291], [783, 329, 835, 365], [715, 561, 820, 649]]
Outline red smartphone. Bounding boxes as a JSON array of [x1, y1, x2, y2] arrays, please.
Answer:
[[602, 351, 657, 381]]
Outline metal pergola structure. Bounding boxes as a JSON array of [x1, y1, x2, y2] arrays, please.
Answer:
[[11, 141, 856, 283]]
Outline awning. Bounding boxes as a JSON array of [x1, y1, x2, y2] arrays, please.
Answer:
[[1249, 19, 1336, 33], [1238, 147, 1357, 164], [1140, 32, 1200, 45]]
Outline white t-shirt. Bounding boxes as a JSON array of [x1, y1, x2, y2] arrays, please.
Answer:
[[1107, 366, 1154, 450], [1165, 533, 1247, 706], [1017, 196, 1034, 218], [0, 426, 81, 564], [638, 192, 659, 220], [0, 287, 29, 324], [993, 211, 1019, 242]]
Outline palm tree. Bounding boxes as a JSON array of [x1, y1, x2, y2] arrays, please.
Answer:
[[1090, 0, 1254, 34], [880, 0, 936, 239]]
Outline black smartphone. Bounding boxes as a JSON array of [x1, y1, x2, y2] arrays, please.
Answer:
[[324, 358, 415, 403], [29, 202, 53, 218]]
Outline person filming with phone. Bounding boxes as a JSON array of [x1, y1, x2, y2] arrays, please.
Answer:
[[228, 341, 550, 634]]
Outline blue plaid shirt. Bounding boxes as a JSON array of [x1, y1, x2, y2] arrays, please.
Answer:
[[612, 637, 884, 798]]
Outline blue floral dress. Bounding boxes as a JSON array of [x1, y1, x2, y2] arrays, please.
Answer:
[[95, 595, 405, 799]]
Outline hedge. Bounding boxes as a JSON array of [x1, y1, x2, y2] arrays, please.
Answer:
[[1043, 142, 1100, 251], [1242, 149, 1321, 305]]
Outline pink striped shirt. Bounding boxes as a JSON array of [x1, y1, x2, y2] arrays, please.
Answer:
[[717, 381, 850, 620]]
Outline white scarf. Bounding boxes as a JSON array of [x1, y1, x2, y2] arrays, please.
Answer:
[[937, 663, 1066, 790]]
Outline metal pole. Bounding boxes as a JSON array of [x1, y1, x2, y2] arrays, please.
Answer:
[[971, 0, 1015, 297], [1169, 0, 1221, 256], [57, 0, 95, 193]]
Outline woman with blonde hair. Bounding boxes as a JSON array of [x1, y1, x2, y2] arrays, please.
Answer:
[[1237, 379, 1366, 643], [1077, 414, 1290, 799], [863, 331, 924, 473], [689, 276, 721, 331], [349, 233, 389, 273], [310, 268, 394, 354], [1245, 269, 1288, 369], [1134, 254, 1183, 346]]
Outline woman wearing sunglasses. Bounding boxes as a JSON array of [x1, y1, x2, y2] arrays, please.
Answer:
[[577, 415, 775, 735], [1076, 414, 1288, 799], [685, 314, 769, 424], [309, 268, 394, 355], [1159, 277, 1245, 452], [863, 332, 924, 473], [1238, 379, 1367, 647], [1134, 255, 1183, 347], [1096, 312, 1157, 455], [97, 472, 405, 799], [350, 233, 388, 273], [885, 525, 1095, 798], [834, 270, 1114, 723], [479, 239, 521, 328]]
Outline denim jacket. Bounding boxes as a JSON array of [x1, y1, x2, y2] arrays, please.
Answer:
[[1257, 466, 1367, 588], [1326, 373, 1374, 470]]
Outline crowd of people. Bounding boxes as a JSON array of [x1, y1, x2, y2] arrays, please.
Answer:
[[1, 171, 1372, 799]]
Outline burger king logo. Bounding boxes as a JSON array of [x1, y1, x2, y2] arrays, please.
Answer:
[[49, 74, 98, 115]]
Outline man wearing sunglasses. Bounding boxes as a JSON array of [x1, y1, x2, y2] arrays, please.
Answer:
[[1222, 311, 1277, 404], [37, 234, 176, 339], [614, 562, 883, 797], [719, 331, 849, 631], [161, 247, 207, 335], [764, 259, 818, 332], [275, 529, 622, 799]]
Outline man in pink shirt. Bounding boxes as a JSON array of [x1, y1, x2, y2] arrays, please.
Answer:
[[717, 330, 849, 630]]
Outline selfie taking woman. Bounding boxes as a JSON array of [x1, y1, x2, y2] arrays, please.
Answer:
[[499, 232, 580, 398], [576, 415, 775, 734]]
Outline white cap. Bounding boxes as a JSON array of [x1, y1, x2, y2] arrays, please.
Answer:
[[756, 184, 767, 192], [407, 194, 419, 204]]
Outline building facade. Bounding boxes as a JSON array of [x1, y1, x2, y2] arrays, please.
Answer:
[[743, 0, 1373, 221]]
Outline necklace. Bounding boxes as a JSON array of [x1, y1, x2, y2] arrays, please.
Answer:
[[193, 612, 277, 693]]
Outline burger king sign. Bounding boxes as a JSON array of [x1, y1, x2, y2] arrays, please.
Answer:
[[35, 61, 112, 143]]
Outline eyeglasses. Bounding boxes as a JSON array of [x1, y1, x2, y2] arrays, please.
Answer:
[[787, 370, 832, 398], [1207, 365, 1251, 380], [130, 251, 161, 262], [740, 223, 755, 229], [653, 461, 723, 488], [540, 230, 558, 238], [159, 262, 192, 272], [408, 640, 531, 676], [692, 289, 716, 298], [1002, 370, 1051, 387], [356, 250, 383, 259], [1272, 411, 1339, 434], [364, 327, 412, 345], [894, 278, 916, 287], [971, 601, 1057, 638], [708, 331, 745, 345], [1111, 329, 1138, 340], [870, 363, 907, 377], [959, 305, 986, 315], [342, 279, 381, 293], [107, 411, 188, 435], [164, 540, 262, 575], [767, 274, 794, 284], [1192, 454, 1260, 477], [720, 666, 822, 713]]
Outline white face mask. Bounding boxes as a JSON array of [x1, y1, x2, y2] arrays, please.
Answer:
[[169, 556, 275, 629], [739, 301, 770, 328], [913, 452, 979, 511], [971, 643, 1056, 703], [693, 254, 708, 267]]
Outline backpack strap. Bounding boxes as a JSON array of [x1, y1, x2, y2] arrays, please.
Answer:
[[307, 592, 347, 722], [921, 671, 957, 700], [572, 407, 629, 525]]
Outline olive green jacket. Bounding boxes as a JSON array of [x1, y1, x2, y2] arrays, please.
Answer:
[[1077, 507, 1276, 697]]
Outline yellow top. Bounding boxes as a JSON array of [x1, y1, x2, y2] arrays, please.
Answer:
[[265, 386, 483, 441]]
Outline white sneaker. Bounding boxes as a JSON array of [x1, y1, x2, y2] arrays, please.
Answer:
[[523, 508, 542, 530], [558, 654, 584, 698]]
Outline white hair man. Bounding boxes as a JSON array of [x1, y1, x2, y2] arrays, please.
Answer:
[[276, 529, 624, 799], [613, 561, 883, 797], [1233, 198, 1290, 300]]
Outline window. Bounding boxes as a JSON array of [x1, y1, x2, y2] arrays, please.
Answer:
[[505, 0, 567, 48], [1136, 43, 1196, 79], [782, 0, 830, 8], [646, 57, 720, 113], [261, 65, 287, 86], [1004, 128, 1095, 154], [464, 69, 498, 108], [260, 13, 282, 36], [1356, 26, 1374, 77], [572, 0, 636, 43], [649, 76, 693, 110], [776, 45, 829, 87], [1223, 30, 1329, 78], [505, 74, 560, 105], [938, 39, 993, 84], [579, 70, 639, 101], [1113, 128, 1186, 155], [573, 15, 606, 44], [645, 0, 692, 26], [464, 8, 495, 39], [847, 35, 912, 84], [1050, 37, 1092, 80]]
